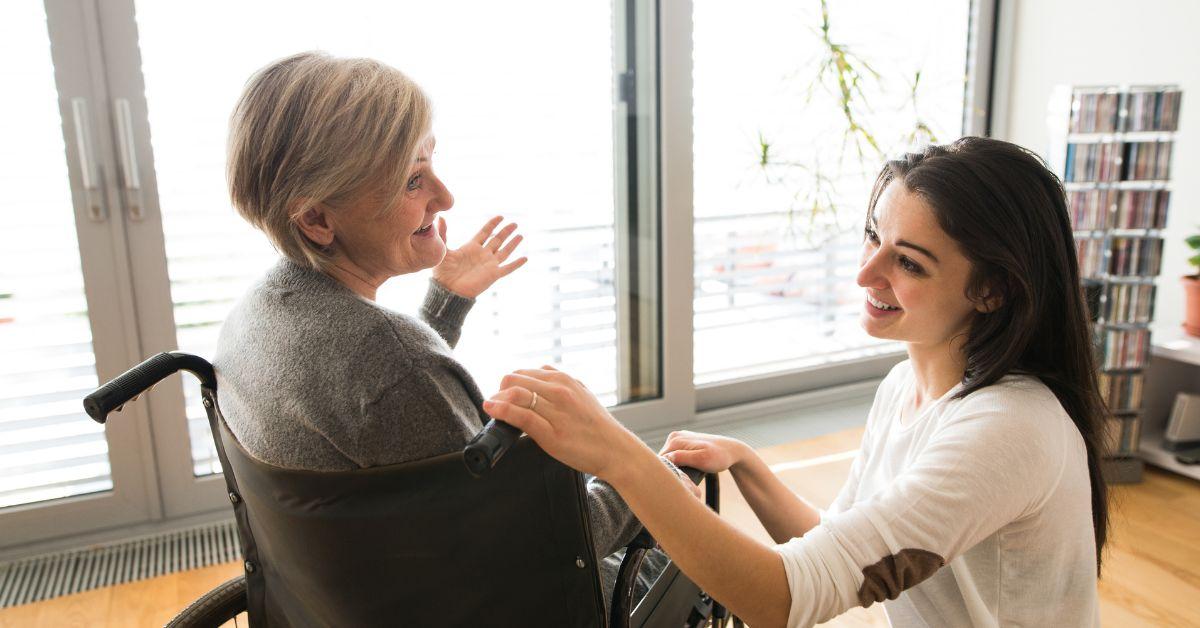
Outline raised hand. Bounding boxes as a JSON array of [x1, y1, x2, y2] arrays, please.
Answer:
[[432, 216, 527, 298]]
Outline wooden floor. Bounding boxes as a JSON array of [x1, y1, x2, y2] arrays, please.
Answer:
[[2, 427, 1198, 627]]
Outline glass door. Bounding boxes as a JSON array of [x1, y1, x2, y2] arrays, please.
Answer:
[[94, 0, 677, 517], [1, 0, 157, 550]]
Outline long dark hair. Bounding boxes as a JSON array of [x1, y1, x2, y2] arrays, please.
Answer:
[[867, 136, 1109, 574]]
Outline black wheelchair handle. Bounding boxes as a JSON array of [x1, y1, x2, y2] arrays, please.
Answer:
[[462, 419, 523, 477], [679, 466, 706, 485], [84, 351, 216, 424]]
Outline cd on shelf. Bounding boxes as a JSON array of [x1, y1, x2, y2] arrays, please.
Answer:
[[1100, 327, 1150, 370], [1099, 372, 1145, 412], [1068, 86, 1180, 134], [1104, 283, 1156, 324]]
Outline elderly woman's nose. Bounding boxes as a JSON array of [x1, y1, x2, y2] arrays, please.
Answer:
[[432, 174, 454, 212]]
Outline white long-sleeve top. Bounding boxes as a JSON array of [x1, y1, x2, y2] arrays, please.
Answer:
[[776, 360, 1100, 627]]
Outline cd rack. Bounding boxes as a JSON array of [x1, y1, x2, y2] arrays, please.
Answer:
[[1048, 84, 1182, 483]]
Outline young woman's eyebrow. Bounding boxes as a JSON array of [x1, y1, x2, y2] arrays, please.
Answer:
[[868, 214, 940, 265], [897, 240, 940, 264]]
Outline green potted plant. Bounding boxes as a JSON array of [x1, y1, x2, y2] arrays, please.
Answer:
[[1185, 231, 1200, 337]]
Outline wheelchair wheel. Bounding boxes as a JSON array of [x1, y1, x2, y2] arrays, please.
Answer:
[[166, 575, 248, 628]]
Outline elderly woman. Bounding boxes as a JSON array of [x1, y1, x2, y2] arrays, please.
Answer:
[[214, 51, 680, 612]]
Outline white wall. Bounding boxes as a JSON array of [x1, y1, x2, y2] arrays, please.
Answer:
[[996, 0, 1200, 336]]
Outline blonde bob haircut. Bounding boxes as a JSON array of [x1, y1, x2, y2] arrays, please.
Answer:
[[227, 51, 432, 271]]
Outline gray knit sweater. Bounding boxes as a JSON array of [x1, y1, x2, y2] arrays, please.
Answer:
[[213, 258, 643, 574]]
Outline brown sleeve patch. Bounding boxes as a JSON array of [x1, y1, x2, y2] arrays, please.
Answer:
[[857, 548, 945, 607]]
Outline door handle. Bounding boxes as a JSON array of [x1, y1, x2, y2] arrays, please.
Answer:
[[114, 98, 144, 221], [70, 97, 106, 222]]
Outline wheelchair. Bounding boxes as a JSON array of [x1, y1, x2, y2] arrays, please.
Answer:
[[85, 352, 741, 627]]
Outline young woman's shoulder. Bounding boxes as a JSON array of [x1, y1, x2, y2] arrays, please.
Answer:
[[944, 373, 1077, 452], [962, 373, 1066, 415]]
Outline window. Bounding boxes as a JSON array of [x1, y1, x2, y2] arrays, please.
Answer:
[[692, 0, 972, 385], [0, 2, 110, 508]]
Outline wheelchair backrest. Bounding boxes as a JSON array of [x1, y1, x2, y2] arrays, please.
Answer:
[[204, 389, 608, 627]]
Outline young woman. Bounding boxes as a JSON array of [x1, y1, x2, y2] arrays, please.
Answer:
[[485, 137, 1109, 627]]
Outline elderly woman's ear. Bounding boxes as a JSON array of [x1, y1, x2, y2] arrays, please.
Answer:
[[294, 202, 336, 249]]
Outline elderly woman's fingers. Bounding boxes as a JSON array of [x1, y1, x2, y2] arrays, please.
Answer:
[[437, 216, 448, 242], [472, 216, 504, 245], [498, 256, 528, 277], [487, 223, 519, 252], [496, 234, 523, 261]]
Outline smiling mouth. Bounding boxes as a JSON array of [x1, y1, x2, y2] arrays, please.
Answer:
[[413, 224, 433, 235], [866, 293, 902, 311]]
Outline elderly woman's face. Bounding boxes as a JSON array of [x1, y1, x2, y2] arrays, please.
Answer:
[[336, 137, 454, 279]]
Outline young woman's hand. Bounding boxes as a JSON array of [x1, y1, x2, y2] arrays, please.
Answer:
[[432, 216, 527, 298], [664, 459, 705, 501], [483, 366, 647, 482], [659, 431, 751, 474]]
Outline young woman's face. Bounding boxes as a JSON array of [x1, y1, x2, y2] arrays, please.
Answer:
[[856, 182, 989, 350]]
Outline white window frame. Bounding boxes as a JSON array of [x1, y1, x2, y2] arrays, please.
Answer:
[[3, 0, 160, 551], [607, 0, 696, 432]]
